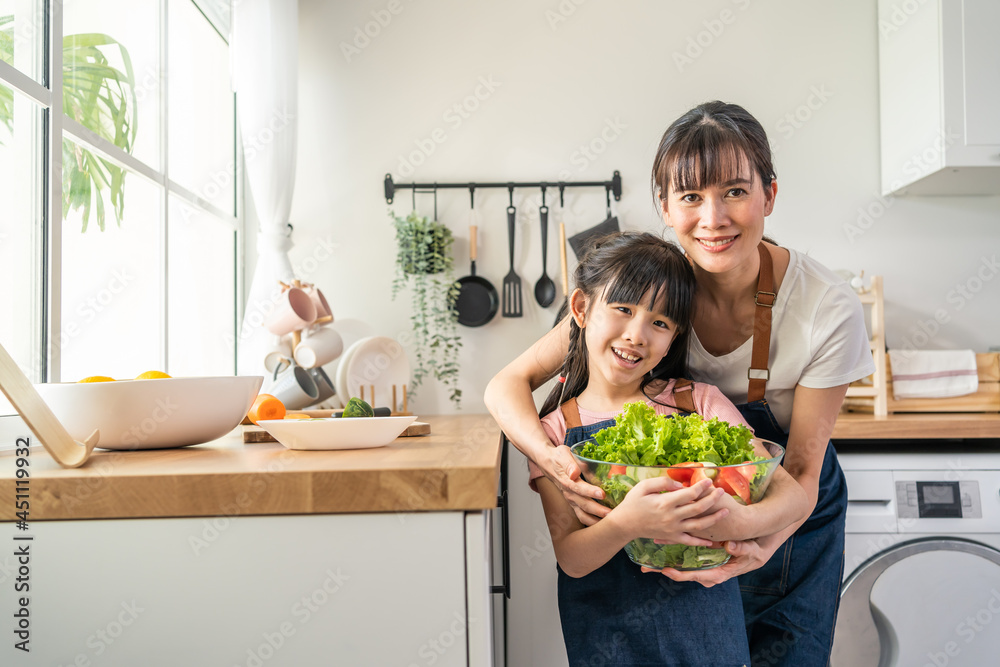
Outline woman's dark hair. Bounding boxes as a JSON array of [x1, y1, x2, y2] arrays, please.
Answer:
[[651, 101, 775, 205], [539, 231, 695, 418]]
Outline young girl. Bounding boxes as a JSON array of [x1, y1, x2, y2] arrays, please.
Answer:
[[532, 231, 807, 667]]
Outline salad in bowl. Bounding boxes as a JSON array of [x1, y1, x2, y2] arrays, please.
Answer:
[[570, 402, 785, 571]]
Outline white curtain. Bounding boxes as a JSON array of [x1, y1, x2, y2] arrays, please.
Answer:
[[232, 0, 299, 375]]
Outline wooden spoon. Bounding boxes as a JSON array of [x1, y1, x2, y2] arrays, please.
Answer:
[[0, 341, 98, 468]]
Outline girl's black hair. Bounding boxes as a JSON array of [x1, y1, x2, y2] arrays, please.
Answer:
[[651, 100, 776, 206], [539, 231, 695, 418]]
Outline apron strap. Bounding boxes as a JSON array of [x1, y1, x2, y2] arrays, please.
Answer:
[[672, 378, 696, 414], [560, 397, 583, 430], [748, 243, 776, 403]]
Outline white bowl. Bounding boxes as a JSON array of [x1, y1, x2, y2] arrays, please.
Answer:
[[34, 376, 264, 450], [256, 415, 417, 451]]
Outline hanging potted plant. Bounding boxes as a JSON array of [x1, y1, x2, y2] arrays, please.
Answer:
[[390, 210, 462, 408]]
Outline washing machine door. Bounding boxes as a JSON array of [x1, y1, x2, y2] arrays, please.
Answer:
[[831, 537, 1000, 667]]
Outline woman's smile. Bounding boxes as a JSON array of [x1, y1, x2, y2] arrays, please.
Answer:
[[696, 234, 740, 252]]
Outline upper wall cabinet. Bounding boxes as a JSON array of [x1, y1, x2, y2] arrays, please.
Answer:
[[878, 0, 1000, 195]]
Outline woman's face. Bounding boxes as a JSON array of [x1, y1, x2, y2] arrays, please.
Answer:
[[659, 158, 777, 275]]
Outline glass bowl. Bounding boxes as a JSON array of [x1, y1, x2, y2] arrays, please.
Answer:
[[570, 438, 785, 571]]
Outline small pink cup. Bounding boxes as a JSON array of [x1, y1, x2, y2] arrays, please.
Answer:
[[307, 285, 333, 321], [265, 288, 317, 336]]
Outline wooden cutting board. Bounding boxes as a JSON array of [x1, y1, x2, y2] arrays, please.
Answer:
[[242, 419, 430, 443]]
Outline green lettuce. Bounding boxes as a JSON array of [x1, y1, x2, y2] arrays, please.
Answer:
[[576, 402, 758, 466]]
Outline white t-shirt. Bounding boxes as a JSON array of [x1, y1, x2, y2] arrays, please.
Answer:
[[687, 248, 875, 431]]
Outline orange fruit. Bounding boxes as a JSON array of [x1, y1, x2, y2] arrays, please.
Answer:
[[78, 376, 116, 383], [135, 370, 172, 380]]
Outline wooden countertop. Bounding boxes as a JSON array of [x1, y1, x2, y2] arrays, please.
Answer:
[[0, 414, 502, 521], [832, 412, 1000, 440]]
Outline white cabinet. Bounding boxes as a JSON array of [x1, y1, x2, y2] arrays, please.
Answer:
[[878, 0, 1000, 195], [6, 512, 495, 666]]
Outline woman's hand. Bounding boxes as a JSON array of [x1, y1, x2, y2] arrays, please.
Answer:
[[542, 445, 611, 526], [615, 477, 729, 546], [641, 537, 775, 586]]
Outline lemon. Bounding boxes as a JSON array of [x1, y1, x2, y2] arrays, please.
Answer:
[[135, 370, 172, 380], [78, 376, 116, 383]]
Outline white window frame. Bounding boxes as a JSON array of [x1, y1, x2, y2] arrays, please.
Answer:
[[0, 0, 243, 385]]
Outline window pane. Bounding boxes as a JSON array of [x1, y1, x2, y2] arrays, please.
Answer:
[[64, 0, 160, 171], [168, 0, 234, 214], [167, 196, 236, 376], [60, 135, 162, 382], [0, 85, 42, 389], [0, 0, 46, 85]]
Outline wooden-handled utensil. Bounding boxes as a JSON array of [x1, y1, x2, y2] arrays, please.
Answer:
[[455, 209, 499, 327], [0, 341, 98, 468], [554, 217, 570, 327]]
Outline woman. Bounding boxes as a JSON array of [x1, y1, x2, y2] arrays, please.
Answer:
[[484, 101, 874, 665]]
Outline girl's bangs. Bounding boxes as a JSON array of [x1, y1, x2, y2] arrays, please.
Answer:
[[599, 256, 687, 326]]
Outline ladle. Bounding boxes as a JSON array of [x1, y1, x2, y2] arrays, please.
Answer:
[[534, 204, 557, 307]]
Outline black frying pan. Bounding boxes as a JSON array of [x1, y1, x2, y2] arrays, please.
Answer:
[[456, 222, 499, 327]]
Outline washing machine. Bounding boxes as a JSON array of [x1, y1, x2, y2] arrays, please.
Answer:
[[831, 442, 1000, 667]]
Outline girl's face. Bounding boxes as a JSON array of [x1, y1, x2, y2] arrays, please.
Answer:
[[571, 288, 678, 393], [659, 156, 777, 275]]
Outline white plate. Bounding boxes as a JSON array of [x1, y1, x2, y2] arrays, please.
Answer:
[[335, 338, 366, 405], [35, 376, 263, 450], [343, 336, 410, 409], [256, 415, 418, 450], [328, 319, 374, 391]]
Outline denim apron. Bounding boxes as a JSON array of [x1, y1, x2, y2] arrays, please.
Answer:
[[733, 244, 849, 666], [734, 401, 847, 666], [556, 395, 751, 667]]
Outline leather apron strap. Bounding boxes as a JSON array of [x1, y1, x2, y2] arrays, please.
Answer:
[[560, 397, 583, 430], [672, 378, 696, 414], [748, 243, 776, 403]]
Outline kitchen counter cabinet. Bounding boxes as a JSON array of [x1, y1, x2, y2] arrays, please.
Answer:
[[0, 415, 502, 667], [0, 414, 501, 520]]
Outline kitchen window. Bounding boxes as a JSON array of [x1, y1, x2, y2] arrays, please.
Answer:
[[0, 0, 240, 418]]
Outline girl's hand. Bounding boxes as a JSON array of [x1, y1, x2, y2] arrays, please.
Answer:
[[615, 477, 729, 546], [543, 445, 612, 526], [641, 538, 774, 586]]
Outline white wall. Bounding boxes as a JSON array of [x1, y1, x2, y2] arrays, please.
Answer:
[[291, 0, 1000, 418], [286, 3, 1000, 665]]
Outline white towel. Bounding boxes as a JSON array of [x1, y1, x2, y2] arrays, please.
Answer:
[[888, 349, 978, 399]]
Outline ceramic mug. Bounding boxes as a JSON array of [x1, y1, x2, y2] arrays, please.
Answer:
[[306, 285, 333, 321], [293, 326, 344, 369], [265, 287, 317, 336], [308, 366, 336, 404], [269, 363, 319, 410], [263, 338, 294, 374]]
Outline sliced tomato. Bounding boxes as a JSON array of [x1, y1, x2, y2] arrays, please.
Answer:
[[609, 465, 627, 477], [736, 462, 757, 483], [716, 467, 752, 504], [665, 462, 703, 486]]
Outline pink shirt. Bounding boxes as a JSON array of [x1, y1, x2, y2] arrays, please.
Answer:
[[528, 379, 751, 491]]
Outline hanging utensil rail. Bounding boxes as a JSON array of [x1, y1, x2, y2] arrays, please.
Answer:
[[383, 171, 622, 207]]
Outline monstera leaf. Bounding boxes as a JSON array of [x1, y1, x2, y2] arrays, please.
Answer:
[[1, 18, 137, 232]]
